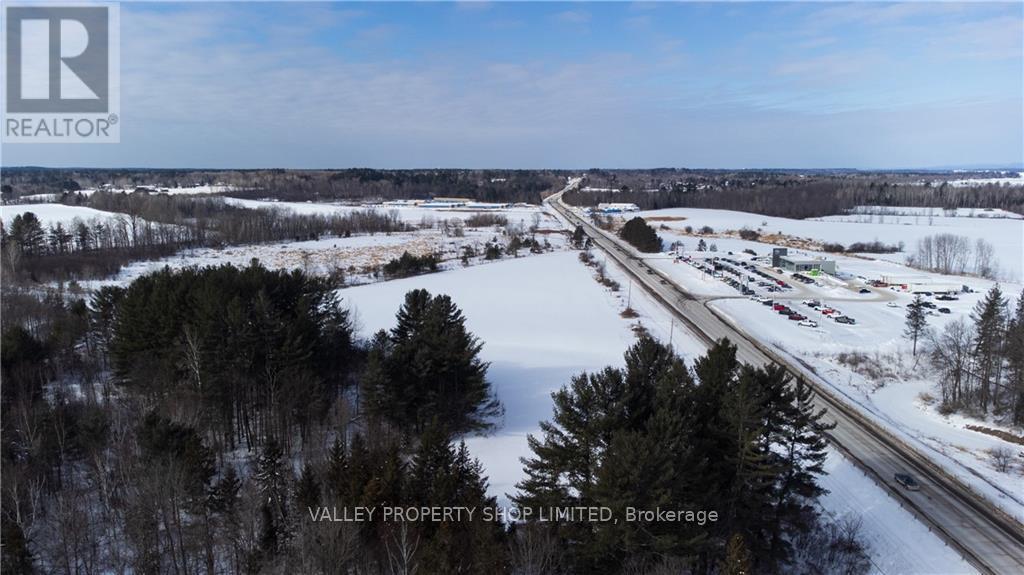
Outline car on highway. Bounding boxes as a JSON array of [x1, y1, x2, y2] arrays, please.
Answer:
[[798, 320, 818, 328], [887, 302, 900, 308], [858, 288, 871, 294], [894, 472, 921, 491]]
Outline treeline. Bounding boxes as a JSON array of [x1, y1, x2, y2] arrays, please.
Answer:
[[1, 167, 563, 205], [1, 194, 409, 282], [928, 286, 1024, 425], [565, 173, 1024, 219]]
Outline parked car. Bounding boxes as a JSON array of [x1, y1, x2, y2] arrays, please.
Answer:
[[835, 316, 856, 324], [894, 472, 920, 491], [938, 307, 951, 314], [798, 320, 818, 328], [788, 314, 806, 321], [773, 303, 786, 311], [886, 302, 900, 308]]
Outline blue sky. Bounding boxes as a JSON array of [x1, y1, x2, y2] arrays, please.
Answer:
[[3, 1, 1022, 169]]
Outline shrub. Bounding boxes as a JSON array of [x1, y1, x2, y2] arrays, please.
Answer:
[[465, 213, 508, 228], [821, 242, 846, 253], [383, 251, 439, 278], [738, 228, 760, 241]]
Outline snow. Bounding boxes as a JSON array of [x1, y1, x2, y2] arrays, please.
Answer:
[[635, 207, 1024, 281], [941, 173, 1024, 188], [222, 197, 550, 226], [817, 449, 976, 574], [77, 183, 237, 196], [1, 203, 128, 227], [339, 248, 967, 570], [708, 290, 1024, 525]]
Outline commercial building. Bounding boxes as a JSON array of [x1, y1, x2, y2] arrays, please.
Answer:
[[771, 248, 836, 275], [597, 203, 640, 213]]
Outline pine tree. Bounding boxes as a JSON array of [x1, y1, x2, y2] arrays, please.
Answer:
[[619, 217, 662, 252], [572, 225, 586, 248], [366, 289, 502, 435], [904, 295, 928, 355], [971, 285, 1007, 412], [720, 533, 752, 575], [295, 463, 321, 513], [1005, 291, 1024, 424], [254, 437, 292, 548]]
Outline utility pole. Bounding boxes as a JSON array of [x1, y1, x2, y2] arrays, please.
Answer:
[[669, 318, 675, 347], [627, 278, 633, 309]]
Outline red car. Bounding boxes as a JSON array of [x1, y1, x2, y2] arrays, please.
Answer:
[[773, 303, 786, 311], [788, 314, 806, 321]]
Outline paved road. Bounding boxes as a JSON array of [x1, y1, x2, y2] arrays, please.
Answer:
[[546, 180, 1024, 574]]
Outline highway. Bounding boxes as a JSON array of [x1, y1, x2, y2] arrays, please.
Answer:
[[545, 179, 1024, 574]]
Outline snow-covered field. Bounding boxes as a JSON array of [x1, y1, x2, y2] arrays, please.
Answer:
[[223, 197, 550, 226], [81, 226, 566, 291], [75, 184, 237, 196], [636, 207, 1024, 281], [940, 172, 1024, 188], [2, 203, 128, 227], [341, 252, 640, 502]]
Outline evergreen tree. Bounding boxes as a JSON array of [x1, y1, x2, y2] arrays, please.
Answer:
[[254, 437, 292, 548], [904, 295, 928, 355], [295, 463, 322, 513], [572, 224, 586, 248], [971, 285, 1007, 412], [363, 289, 502, 435], [619, 217, 662, 253], [720, 533, 752, 575], [1005, 291, 1024, 424]]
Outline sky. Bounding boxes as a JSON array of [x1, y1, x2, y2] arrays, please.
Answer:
[[2, 1, 1022, 169]]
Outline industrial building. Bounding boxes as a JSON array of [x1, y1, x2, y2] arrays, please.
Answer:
[[771, 248, 836, 275]]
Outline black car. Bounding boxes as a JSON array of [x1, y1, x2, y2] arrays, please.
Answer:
[[938, 307, 951, 314], [858, 288, 871, 294], [894, 472, 920, 491]]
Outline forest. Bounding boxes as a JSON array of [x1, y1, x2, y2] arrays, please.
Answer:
[[0, 259, 869, 574]]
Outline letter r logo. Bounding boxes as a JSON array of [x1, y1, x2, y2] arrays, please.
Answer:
[[5, 6, 109, 113]]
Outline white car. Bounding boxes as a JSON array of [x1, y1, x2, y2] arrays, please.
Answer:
[[887, 301, 900, 308], [798, 320, 818, 328]]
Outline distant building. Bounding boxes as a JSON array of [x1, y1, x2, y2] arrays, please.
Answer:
[[771, 248, 836, 275], [597, 202, 640, 213]]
